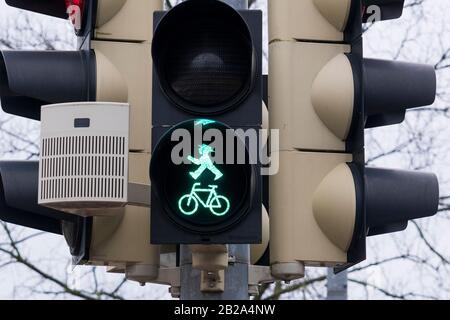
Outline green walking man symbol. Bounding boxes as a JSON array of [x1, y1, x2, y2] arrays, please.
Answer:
[[188, 144, 223, 181]]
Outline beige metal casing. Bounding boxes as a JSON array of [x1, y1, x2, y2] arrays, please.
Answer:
[[88, 206, 159, 269], [88, 152, 160, 276], [78, 0, 162, 278], [190, 245, 228, 293], [270, 151, 356, 270], [250, 205, 270, 265], [313, 163, 356, 252], [311, 53, 355, 144], [93, 41, 152, 152], [191, 245, 229, 271], [269, 0, 352, 42], [269, 41, 354, 152], [262, 101, 269, 132], [95, 0, 162, 42], [39, 103, 129, 215], [107, 264, 126, 273]]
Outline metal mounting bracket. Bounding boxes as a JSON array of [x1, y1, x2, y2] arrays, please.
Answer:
[[248, 265, 276, 296], [127, 183, 150, 207], [200, 270, 226, 293]]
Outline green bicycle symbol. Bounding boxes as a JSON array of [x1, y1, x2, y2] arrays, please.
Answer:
[[178, 183, 231, 217]]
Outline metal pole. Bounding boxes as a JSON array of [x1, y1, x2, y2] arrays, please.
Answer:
[[326, 268, 348, 300], [179, 0, 250, 301], [180, 245, 250, 300]]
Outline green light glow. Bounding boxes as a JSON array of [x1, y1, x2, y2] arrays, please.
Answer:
[[188, 144, 223, 181], [195, 119, 216, 126], [178, 144, 230, 217], [178, 183, 230, 217]]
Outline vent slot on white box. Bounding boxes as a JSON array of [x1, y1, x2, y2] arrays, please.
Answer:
[[40, 136, 127, 201]]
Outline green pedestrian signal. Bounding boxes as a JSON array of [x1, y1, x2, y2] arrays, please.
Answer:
[[150, 119, 257, 243], [150, 0, 263, 244], [188, 144, 224, 181], [180, 143, 230, 216]]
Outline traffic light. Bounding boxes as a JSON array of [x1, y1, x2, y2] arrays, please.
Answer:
[[1, 0, 156, 151], [0, 161, 77, 234], [1, 0, 97, 119], [150, 0, 263, 244], [269, 0, 439, 280], [5, 0, 68, 19], [1, 0, 163, 274]]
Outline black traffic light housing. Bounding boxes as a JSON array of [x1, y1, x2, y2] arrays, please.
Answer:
[[362, 0, 405, 22], [152, 0, 262, 127], [6, 0, 96, 37], [5, 0, 68, 18], [321, 0, 438, 272], [1, 1, 97, 263], [364, 168, 439, 236], [341, 0, 406, 43], [0, 51, 96, 120], [363, 58, 436, 128], [151, 0, 263, 244], [0, 161, 77, 233], [0, 161, 92, 264], [1, 0, 98, 120]]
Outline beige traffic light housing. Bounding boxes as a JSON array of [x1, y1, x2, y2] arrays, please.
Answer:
[[250, 205, 270, 265], [269, 0, 353, 42], [93, 0, 162, 152], [93, 41, 152, 152], [269, 2, 360, 278], [88, 153, 160, 281], [269, 41, 355, 152], [95, 0, 162, 42], [89, 206, 160, 281], [270, 151, 357, 280], [80, 0, 162, 277]]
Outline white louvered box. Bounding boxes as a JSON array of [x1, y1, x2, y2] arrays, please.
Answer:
[[38, 102, 129, 216]]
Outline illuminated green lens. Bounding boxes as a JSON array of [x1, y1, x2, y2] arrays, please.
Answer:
[[150, 119, 252, 233], [178, 144, 230, 216]]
